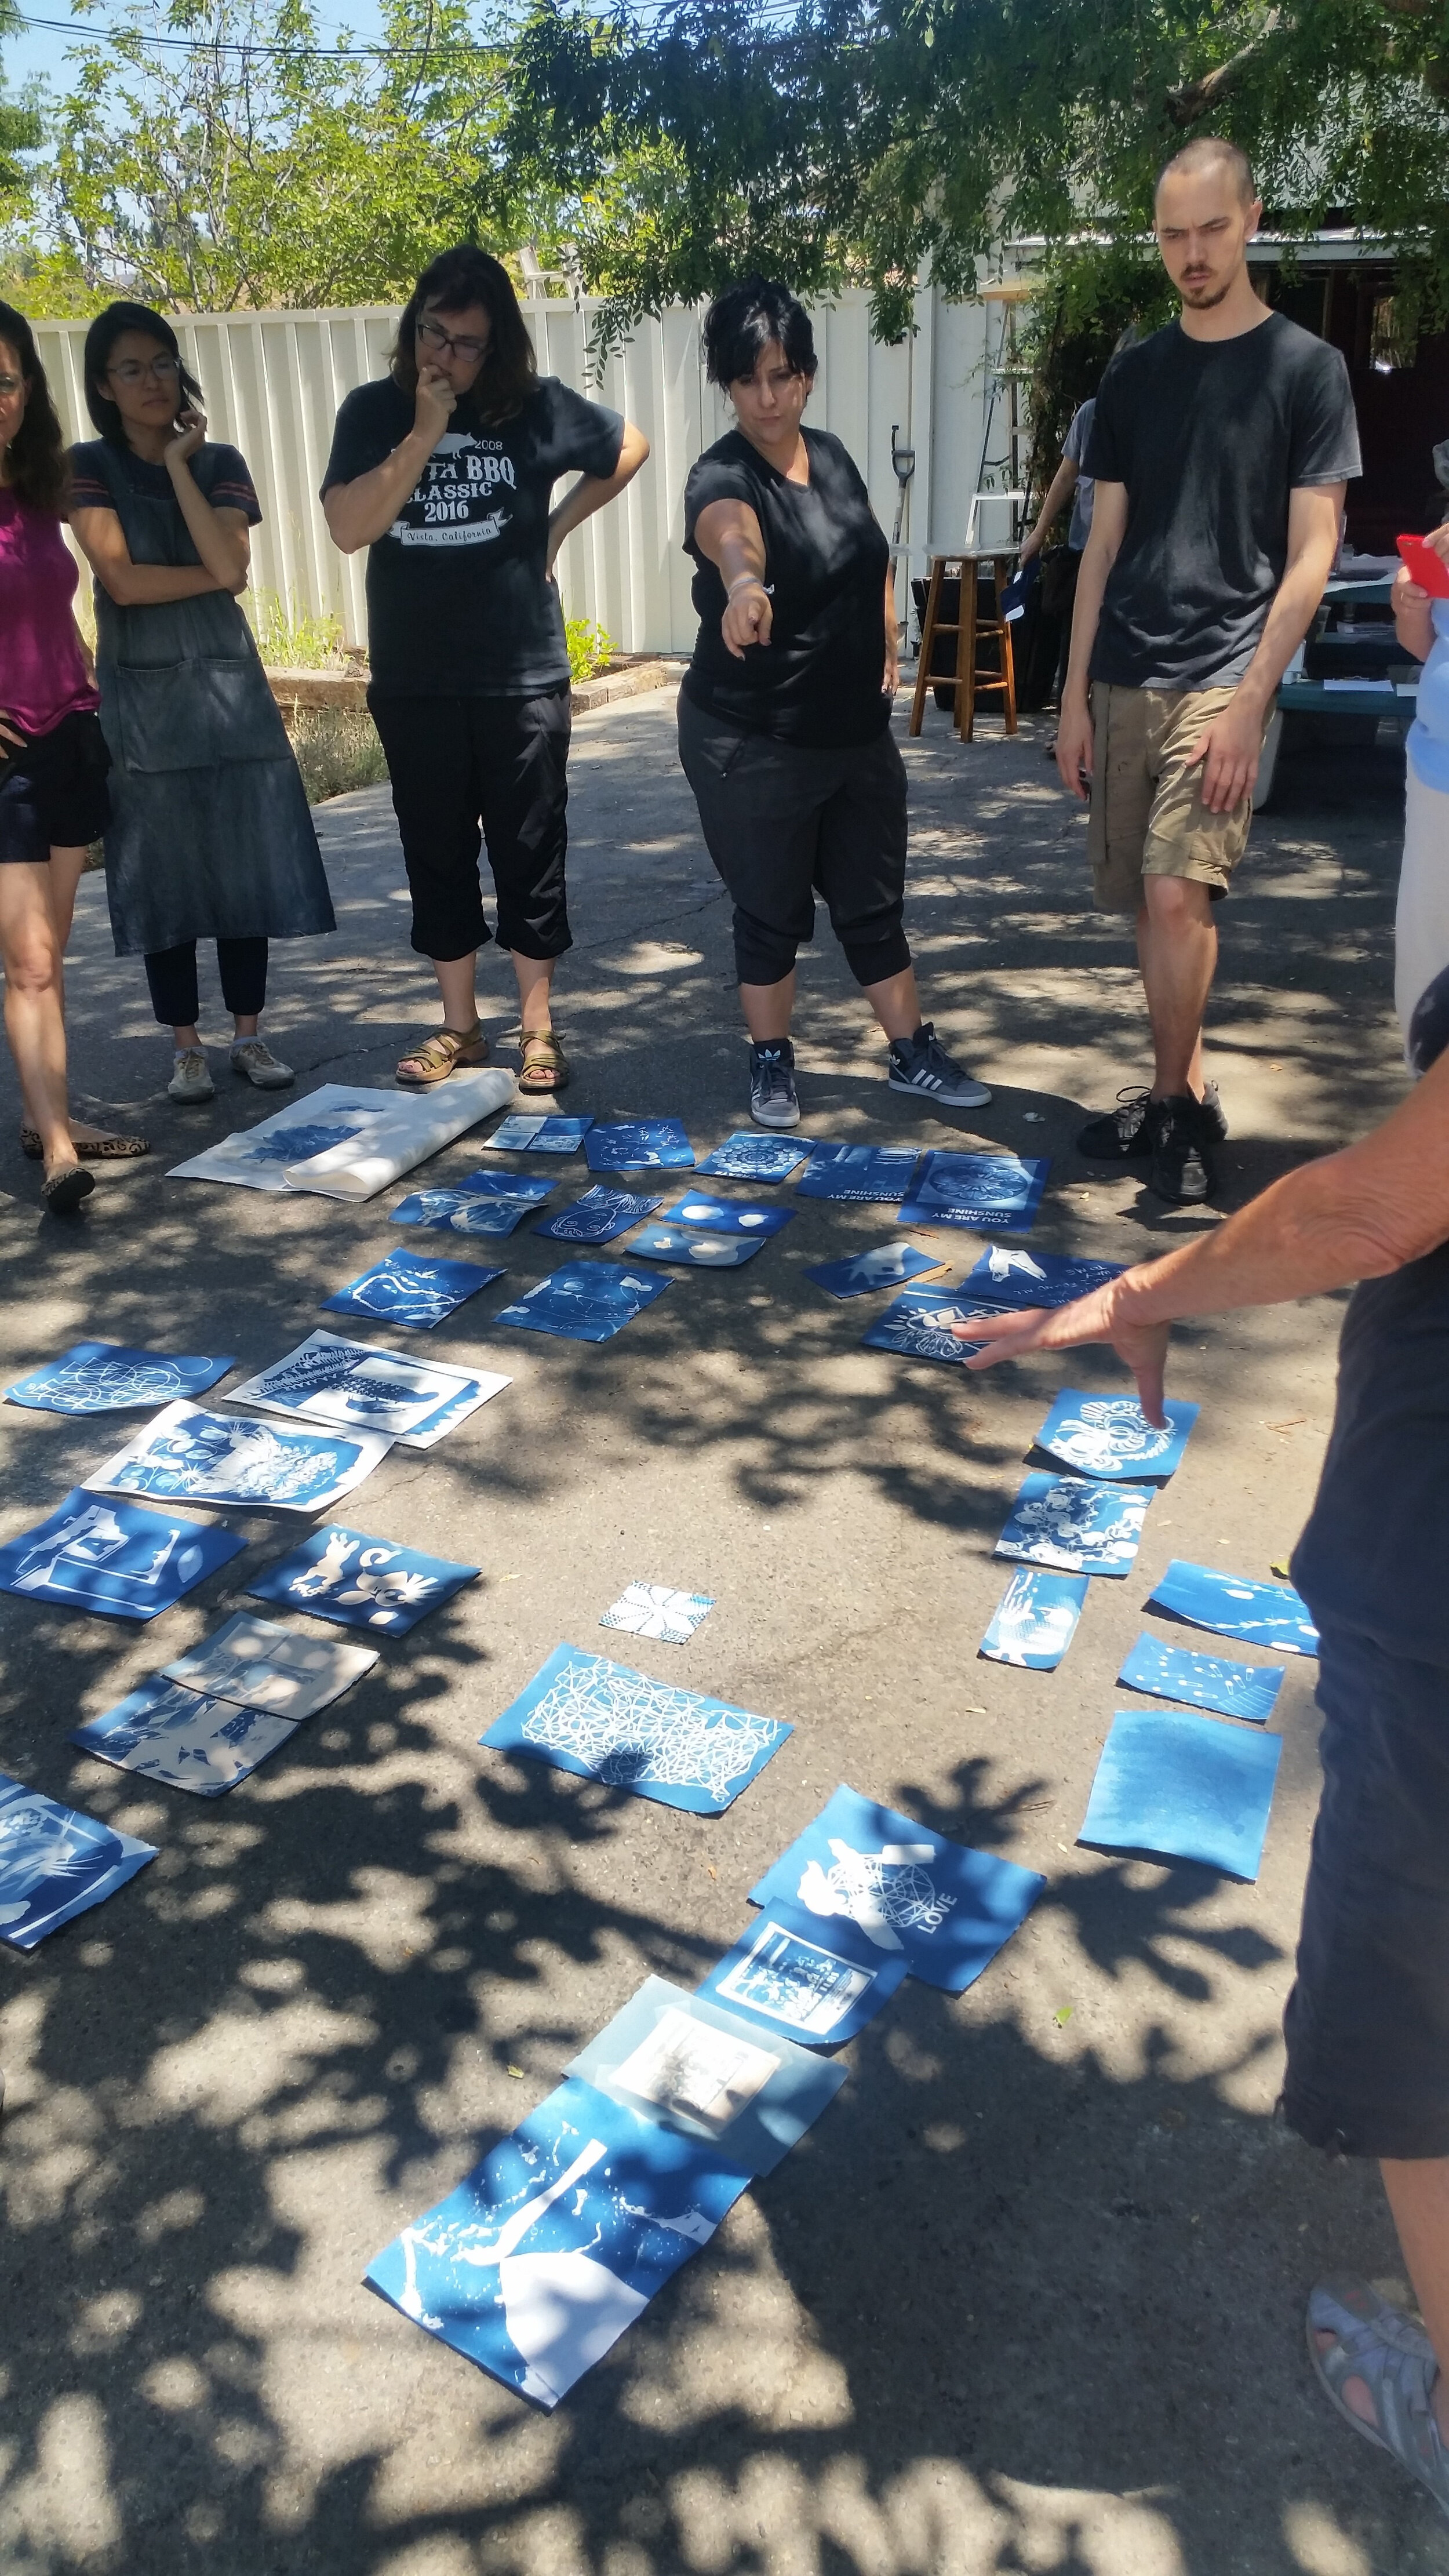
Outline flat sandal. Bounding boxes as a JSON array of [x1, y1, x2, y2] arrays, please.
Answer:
[[21, 1125, 149, 1162], [395, 1025, 489, 1090]]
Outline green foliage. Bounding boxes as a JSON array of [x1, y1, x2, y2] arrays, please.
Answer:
[[6, 0, 573, 314], [565, 611, 614, 680], [253, 594, 349, 668], [285, 705, 389, 802], [504, 0, 1449, 354]]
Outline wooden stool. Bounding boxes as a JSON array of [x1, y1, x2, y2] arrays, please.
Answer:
[[909, 551, 1019, 741]]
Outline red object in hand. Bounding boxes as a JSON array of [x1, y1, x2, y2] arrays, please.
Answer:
[[1397, 533, 1449, 599]]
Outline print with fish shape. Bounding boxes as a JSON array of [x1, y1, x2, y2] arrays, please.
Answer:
[[584, 1120, 695, 1172], [861, 1291, 1006, 1363], [0, 1773, 156, 1949], [980, 1567, 1088, 1669], [247, 1526, 479, 1635], [533, 1187, 662, 1245], [1033, 1391, 1199, 1482], [897, 1150, 1050, 1232], [627, 1224, 766, 1269], [492, 1263, 671, 1343], [748, 1784, 1045, 1993], [83, 1403, 389, 1515], [698, 1898, 906, 2044], [959, 1247, 1126, 1309], [71, 1678, 298, 1796], [6, 1342, 236, 1416], [796, 1143, 922, 1203], [230, 1332, 508, 1449], [566, 1975, 847, 2175], [1079, 1709, 1283, 1880], [0, 1488, 246, 1620], [995, 1470, 1152, 1577], [323, 1251, 503, 1330], [364, 2076, 750, 2409], [1117, 1634, 1286, 1725], [1147, 1560, 1319, 1657], [696, 1131, 811, 1182]]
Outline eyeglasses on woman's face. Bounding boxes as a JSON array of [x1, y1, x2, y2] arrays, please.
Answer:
[[0, 371, 25, 402], [107, 352, 181, 388], [416, 316, 490, 365]]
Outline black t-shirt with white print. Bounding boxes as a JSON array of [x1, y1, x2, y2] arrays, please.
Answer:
[[321, 374, 624, 698]]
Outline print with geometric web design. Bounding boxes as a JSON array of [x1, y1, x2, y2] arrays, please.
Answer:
[[533, 1187, 662, 1245], [70, 1678, 300, 1796], [229, 1332, 509, 1449], [5, 1342, 236, 1416], [482, 1644, 789, 1812], [0, 1771, 156, 1948], [246, 1525, 479, 1635], [82, 1402, 389, 1515], [491, 1262, 671, 1345], [566, 1976, 847, 2175], [1079, 1708, 1283, 1881], [1033, 1390, 1198, 1482], [994, 1470, 1153, 1577], [897, 1149, 1050, 1233], [323, 1250, 503, 1330], [1146, 1560, 1320, 1657], [391, 1188, 549, 1239], [1117, 1633, 1286, 1725], [980, 1567, 1088, 1670], [0, 1487, 246, 1620], [696, 1130, 811, 1183], [364, 2076, 751, 2409], [959, 1247, 1126, 1311], [584, 1120, 695, 1173], [748, 1784, 1046, 1992], [698, 1897, 908, 2046], [860, 1292, 1007, 1364]]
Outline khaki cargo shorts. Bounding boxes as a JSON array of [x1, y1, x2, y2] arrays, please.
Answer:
[[1087, 681, 1266, 916]]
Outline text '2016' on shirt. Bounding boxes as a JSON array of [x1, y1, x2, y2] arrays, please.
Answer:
[[681, 427, 892, 751], [320, 376, 624, 701], [1084, 311, 1361, 694]]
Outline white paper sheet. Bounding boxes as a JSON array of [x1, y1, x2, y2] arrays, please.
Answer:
[[167, 1074, 515, 1200]]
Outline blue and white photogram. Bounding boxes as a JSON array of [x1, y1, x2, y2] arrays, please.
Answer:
[[169, 1075, 511, 1199], [995, 1471, 1153, 1576], [627, 1223, 766, 1269], [566, 1977, 847, 2175], [796, 1144, 922, 1203], [6, 1342, 236, 1415], [959, 1247, 1126, 1309], [365, 2077, 750, 2408], [1033, 1391, 1199, 1481], [71, 1678, 300, 1796], [323, 1251, 503, 1329], [1146, 1561, 1320, 1656], [231, 1331, 509, 1450], [696, 1131, 811, 1182], [584, 1120, 696, 1172], [487, 1114, 594, 1153], [0, 1772, 156, 1947], [1079, 1709, 1283, 1880], [162, 1611, 378, 1718], [392, 1187, 548, 1238], [483, 1644, 789, 1811], [860, 1291, 1004, 1362], [661, 1195, 793, 1237], [898, 1151, 1050, 1232], [247, 1526, 479, 1635], [806, 1243, 946, 1300], [84, 1402, 389, 1515], [1117, 1634, 1286, 1724], [0, 1488, 246, 1620], [492, 1264, 672, 1344], [533, 1187, 662, 1245], [980, 1567, 1088, 1669], [599, 1581, 714, 1646], [700, 1898, 907, 2044], [749, 1784, 1045, 1993]]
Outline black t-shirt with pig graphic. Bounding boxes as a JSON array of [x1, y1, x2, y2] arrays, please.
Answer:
[[321, 374, 624, 697]]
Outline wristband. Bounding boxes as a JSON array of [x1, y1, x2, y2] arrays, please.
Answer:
[[726, 573, 769, 600]]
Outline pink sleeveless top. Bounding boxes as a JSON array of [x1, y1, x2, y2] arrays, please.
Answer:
[[0, 488, 100, 737]]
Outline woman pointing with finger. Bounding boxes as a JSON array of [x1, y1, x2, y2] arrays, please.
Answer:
[[678, 276, 991, 1130], [322, 245, 649, 1097]]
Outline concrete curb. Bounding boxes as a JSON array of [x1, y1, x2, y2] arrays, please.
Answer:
[[265, 660, 682, 719]]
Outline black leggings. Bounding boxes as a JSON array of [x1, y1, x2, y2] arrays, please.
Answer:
[[144, 938, 268, 1029]]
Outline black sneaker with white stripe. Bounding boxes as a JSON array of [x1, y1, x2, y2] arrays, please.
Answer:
[[887, 1023, 992, 1109], [749, 1038, 800, 1129]]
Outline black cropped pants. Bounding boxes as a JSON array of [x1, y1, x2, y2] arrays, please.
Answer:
[[369, 686, 572, 966]]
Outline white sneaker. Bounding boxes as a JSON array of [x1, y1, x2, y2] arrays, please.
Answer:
[[169, 1047, 214, 1103], [231, 1039, 294, 1090]]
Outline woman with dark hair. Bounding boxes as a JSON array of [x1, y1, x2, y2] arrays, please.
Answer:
[[69, 301, 333, 1104], [322, 243, 649, 1094], [0, 300, 142, 1208], [679, 276, 990, 1129]]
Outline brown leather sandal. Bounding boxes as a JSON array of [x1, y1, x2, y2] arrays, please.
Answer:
[[395, 1024, 489, 1090], [21, 1125, 150, 1161], [518, 1029, 570, 1095]]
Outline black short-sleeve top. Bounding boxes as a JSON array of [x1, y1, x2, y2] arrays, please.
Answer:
[[321, 374, 624, 700], [682, 427, 891, 748]]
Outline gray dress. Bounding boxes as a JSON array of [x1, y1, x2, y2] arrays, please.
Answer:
[[70, 438, 336, 958]]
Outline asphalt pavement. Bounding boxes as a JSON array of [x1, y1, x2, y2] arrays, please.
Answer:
[[0, 689, 1433, 2576]]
